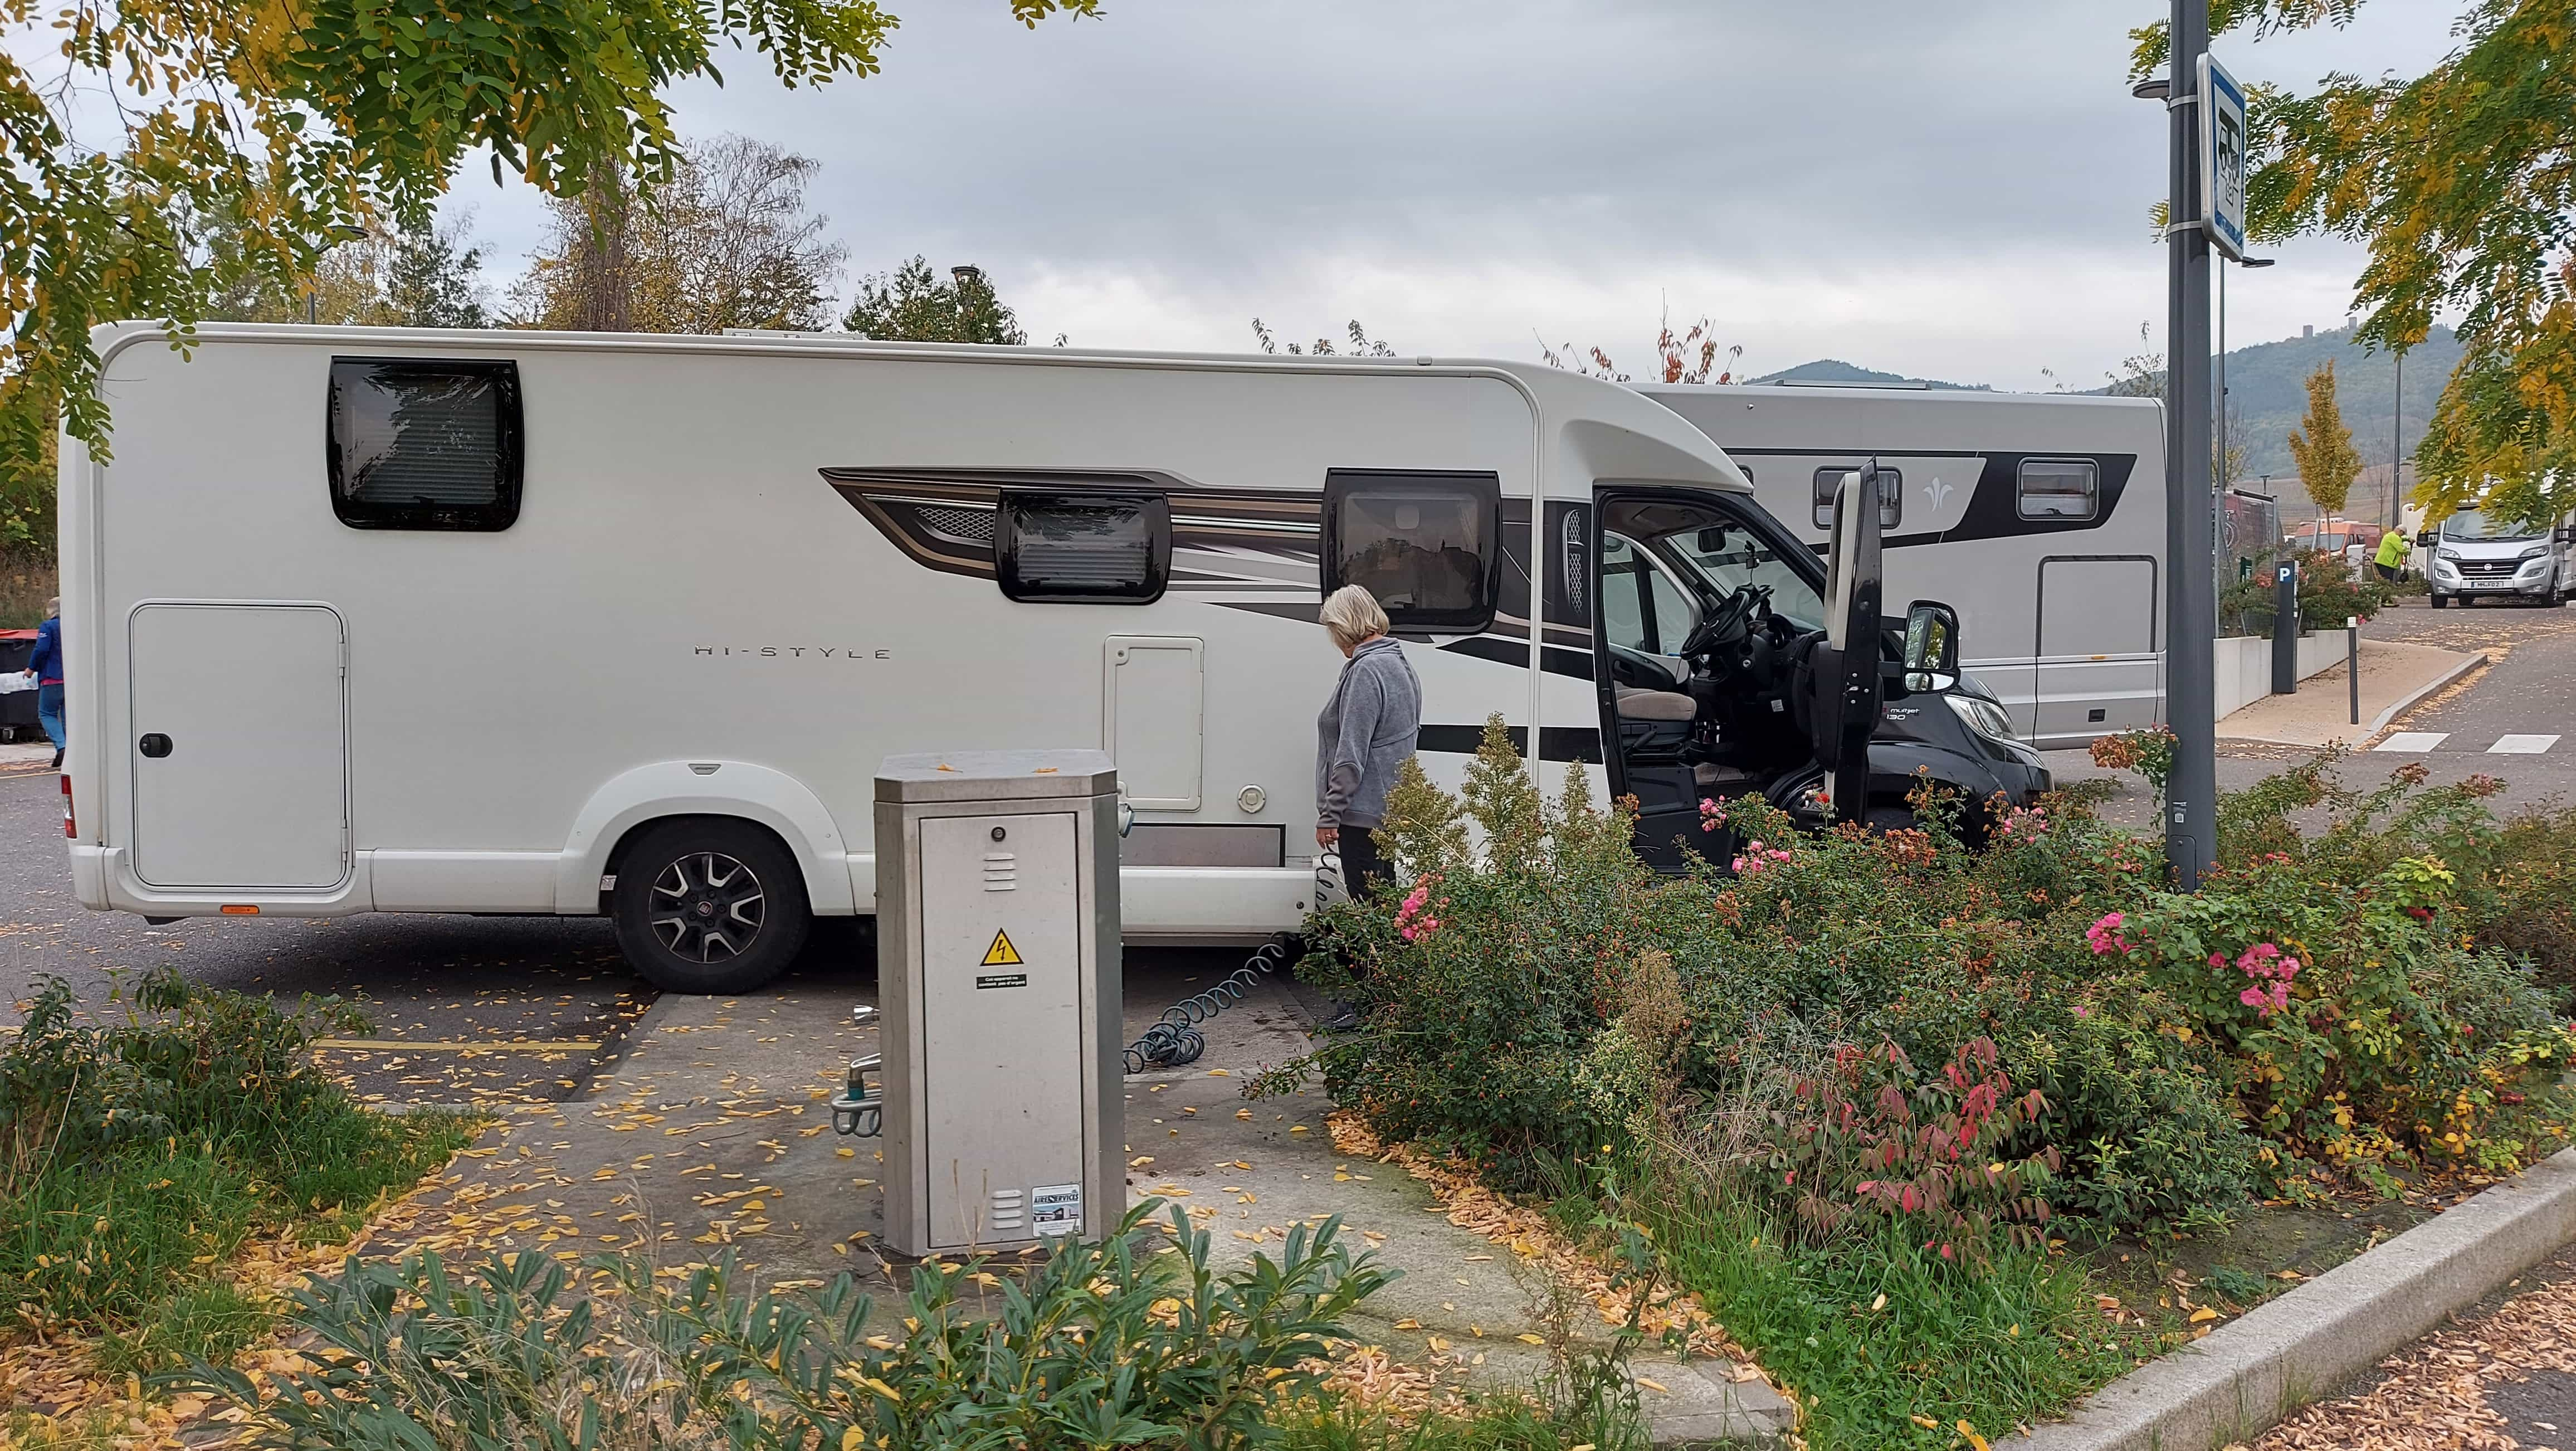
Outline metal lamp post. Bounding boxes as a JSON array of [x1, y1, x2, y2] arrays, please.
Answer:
[[2160, 0, 2218, 890]]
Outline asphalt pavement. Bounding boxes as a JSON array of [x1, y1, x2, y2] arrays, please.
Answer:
[[0, 765, 661, 1103], [2046, 597, 2576, 822]]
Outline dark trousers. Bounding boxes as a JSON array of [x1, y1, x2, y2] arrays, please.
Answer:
[[1338, 826, 1393, 901]]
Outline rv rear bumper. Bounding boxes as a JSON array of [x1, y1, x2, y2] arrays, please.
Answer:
[[70, 843, 372, 917]]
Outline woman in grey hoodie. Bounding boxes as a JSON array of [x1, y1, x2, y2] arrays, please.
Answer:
[[1315, 584, 1422, 901]]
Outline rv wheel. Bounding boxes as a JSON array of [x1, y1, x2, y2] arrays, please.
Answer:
[[612, 819, 811, 994]]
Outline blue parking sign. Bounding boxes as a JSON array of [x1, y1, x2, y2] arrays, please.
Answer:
[[2201, 55, 2248, 260]]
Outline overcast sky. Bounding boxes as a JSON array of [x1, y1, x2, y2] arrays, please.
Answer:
[[402, 3, 2471, 387]]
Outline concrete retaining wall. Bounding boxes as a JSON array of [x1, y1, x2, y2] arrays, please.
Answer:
[[2213, 631, 2353, 719]]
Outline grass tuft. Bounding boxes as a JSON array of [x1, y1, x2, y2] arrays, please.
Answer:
[[95, 1283, 272, 1376]]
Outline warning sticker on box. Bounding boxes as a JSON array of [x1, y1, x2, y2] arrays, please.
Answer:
[[1031, 1183, 1082, 1236], [975, 972, 1028, 990]]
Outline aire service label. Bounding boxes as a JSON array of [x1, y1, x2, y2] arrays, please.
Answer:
[[1031, 1182, 1082, 1236], [980, 929, 1023, 967]]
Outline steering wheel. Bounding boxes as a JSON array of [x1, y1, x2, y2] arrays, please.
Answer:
[[1682, 583, 1771, 665]]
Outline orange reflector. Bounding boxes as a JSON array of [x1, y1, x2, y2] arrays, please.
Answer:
[[220, 904, 261, 916]]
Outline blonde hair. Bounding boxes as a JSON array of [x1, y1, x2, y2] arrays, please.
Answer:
[[1319, 585, 1390, 651]]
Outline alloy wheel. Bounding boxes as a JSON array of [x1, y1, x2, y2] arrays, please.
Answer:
[[650, 851, 765, 962]]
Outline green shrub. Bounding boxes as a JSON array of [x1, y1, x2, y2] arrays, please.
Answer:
[[0, 968, 369, 1166], [182, 1202, 1394, 1451], [0, 972, 472, 1336], [1997, 1002, 2265, 1234], [2084, 851, 2576, 1172]]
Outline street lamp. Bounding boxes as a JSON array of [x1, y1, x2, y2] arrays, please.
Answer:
[[305, 224, 373, 324], [2134, 1, 2218, 889]]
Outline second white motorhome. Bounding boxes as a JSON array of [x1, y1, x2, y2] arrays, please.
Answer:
[[1640, 383, 2169, 748], [62, 325, 2050, 990]]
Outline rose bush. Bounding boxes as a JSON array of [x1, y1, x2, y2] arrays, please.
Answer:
[[1296, 719, 2575, 1239]]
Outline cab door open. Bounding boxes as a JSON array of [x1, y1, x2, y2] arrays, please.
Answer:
[[1587, 468, 1891, 870]]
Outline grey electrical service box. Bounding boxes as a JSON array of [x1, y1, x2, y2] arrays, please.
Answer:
[[876, 749, 1123, 1257]]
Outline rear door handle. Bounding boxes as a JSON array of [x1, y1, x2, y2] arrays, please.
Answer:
[[138, 733, 172, 758]]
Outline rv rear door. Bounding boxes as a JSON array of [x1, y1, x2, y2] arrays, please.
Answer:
[[129, 603, 349, 889]]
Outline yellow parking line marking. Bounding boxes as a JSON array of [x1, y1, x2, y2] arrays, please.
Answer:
[[312, 1038, 603, 1053]]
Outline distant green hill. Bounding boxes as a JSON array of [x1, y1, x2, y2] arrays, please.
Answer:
[[2204, 323, 2460, 481], [1759, 324, 2462, 483], [1749, 358, 1989, 391]]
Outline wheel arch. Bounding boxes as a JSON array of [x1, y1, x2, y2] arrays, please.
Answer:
[[555, 761, 855, 916]]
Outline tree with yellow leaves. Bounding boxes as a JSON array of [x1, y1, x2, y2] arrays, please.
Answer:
[[2133, 0, 2574, 527], [2286, 361, 2364, 515]]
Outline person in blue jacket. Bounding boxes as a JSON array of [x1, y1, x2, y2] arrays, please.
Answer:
[[24, 597, 61, 769]]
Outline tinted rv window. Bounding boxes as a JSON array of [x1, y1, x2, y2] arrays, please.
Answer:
[[1811, 466, 1902, 530], [328, 359, 522, 530], [997, 493, 1170, 602], [1321, 470, 1499, 633], [2018, 459, 2099, 520]]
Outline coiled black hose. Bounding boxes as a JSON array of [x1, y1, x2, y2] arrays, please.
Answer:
[[1120, 855, 1336, 1074]]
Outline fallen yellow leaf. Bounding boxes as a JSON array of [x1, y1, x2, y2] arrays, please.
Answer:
[[2189, 1306, 2218, 1323], [1516, 1333, 1547, 1345], [1909, 1415, 1939, 1430], [1958, 1420, 1989, 1451], [1870, 1292, 1886, 1312], [1637, 1376, 1670, 1395]]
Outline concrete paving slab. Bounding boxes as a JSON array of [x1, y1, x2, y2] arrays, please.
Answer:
[[367, 948, 1788, 1443], [2218, 639, 2481, 749]]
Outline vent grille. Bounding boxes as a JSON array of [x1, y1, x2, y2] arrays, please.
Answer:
[[989, 1187, 1027, 1233], [983, 851, 1017, 892], [918, 505, 996, 543]]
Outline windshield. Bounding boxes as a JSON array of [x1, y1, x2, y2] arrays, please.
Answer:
[[1661, 525, 1825, 634], [2441, 510, 2543, 543]]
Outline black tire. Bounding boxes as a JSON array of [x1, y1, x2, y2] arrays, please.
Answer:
[[1863, 804, 1918, 834], [612, 818, 811, 994], [2429, 593, 2449, 609]]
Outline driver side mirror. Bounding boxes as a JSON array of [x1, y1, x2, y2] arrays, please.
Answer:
[[1902, 600, 1960, 689], [2416, 529, 2437, 547]]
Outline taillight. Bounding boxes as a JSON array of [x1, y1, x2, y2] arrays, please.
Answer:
[[61, 772, 74, 839]]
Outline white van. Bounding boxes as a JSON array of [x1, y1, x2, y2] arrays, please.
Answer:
[[60, 324, 2048, 990], [2422, 506, 2576, 607], [1638, 383, 2169, 748]]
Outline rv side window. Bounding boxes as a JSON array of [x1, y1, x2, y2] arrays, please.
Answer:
[[996, 492, 1171, 603], [1811, 466, 1902, 530], [2018, 459, 2099, 520], [327, 358, 523, 530], [1321, 470, 1499, 633]]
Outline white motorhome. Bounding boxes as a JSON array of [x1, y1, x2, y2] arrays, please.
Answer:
[[1638, 383, 2169, 748], [62, 325, 2048, 991]]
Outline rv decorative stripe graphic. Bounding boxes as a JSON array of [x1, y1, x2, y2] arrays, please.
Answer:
[[821, 469, 1591, 761], [821, 467, 1324, 596]]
